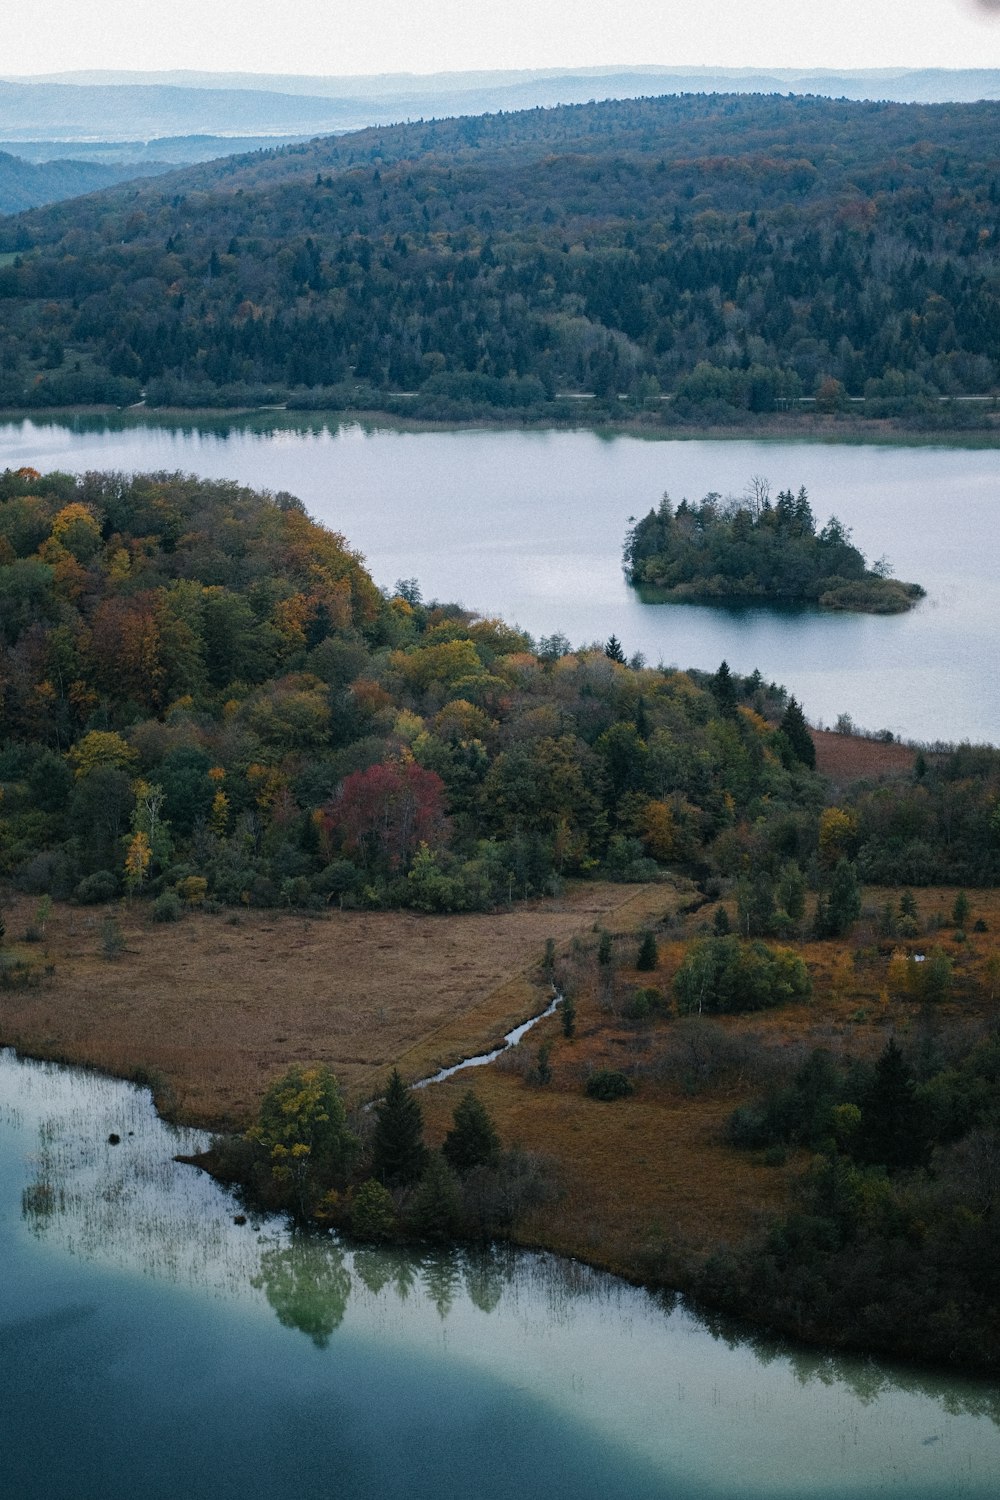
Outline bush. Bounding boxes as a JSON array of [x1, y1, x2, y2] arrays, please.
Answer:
[[99, 915, 126, 961], [585, 1069, 634, 1101], [75, 870, 118, 904], [152, 891, 183, 923], [350, 1179, 398, 1242], [673, 935, 812, 1014]]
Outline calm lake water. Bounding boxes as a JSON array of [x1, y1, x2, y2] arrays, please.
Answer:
[[2, 1047, 999, 1500], [0, 415, 997, 745]]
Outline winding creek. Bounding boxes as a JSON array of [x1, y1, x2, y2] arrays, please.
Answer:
[[2, 1048, 999, 1499]]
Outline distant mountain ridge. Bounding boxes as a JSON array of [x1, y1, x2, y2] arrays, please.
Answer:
[[0, 67, 996, 150]]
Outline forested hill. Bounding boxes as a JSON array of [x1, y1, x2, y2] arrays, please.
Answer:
[[0, 151, 173, 216], [0, 93, 997, 413]]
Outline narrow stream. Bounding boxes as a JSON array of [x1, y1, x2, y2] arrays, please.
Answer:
[[413, 990, 563, 1089]]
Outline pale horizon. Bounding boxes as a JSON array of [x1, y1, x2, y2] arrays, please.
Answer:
[[2, 0, 998, 81]]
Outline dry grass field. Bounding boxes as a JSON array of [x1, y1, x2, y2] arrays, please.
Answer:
[[811, 728, 918, 785], [0, 880, 680, 1129], [3, 876, 998, 1284]]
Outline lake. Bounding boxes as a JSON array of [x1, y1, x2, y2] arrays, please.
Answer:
[[2, 1046, 999, 1500], [0, 415, 997, 744]]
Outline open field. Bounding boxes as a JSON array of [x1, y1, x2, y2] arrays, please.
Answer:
[[811, 728, 919, 784], [0, 880, 681, 1130]]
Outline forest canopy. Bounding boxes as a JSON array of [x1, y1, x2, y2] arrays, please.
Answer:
[[0, 93, 996, 420], [624, 480, 925, 611], [2, 468, 999, 919]]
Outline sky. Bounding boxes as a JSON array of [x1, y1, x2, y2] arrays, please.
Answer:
[[2, 0, 999, 80]]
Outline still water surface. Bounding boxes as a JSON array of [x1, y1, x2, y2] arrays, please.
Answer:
[[0, 416, 996, 744], [2, 1048, 998, 1499]]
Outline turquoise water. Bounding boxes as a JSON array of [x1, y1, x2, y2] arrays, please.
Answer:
[[0, 416, 997, 743], [2, 1049, 998, 1499]]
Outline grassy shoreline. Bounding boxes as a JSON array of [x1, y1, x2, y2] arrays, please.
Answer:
[[1, 402, 998, 446], [3, 871, 998, 1372]]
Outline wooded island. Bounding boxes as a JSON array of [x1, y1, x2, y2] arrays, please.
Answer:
[[624, 481, 925, 612]]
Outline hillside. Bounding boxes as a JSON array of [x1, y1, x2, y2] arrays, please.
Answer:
[[0, 93, 997, 417], [0, 150, 173, 216]]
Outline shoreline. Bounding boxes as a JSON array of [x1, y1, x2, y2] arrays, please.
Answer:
[[1, 402, 998, 446], [6, 1029, 996, 1382]]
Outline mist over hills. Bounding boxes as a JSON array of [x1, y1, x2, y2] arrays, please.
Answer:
[[0, 66, 996, 152]]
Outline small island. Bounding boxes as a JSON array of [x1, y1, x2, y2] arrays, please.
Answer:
[[624, 481, 925, 613]]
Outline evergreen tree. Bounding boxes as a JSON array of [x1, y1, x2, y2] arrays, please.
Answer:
[[779, 696, 816, 768], [636, 930, 659, 971], [816, 858, 862, 937], [856, 1039, 927, 1170], [604, 634, 626, 663], [372, 1069, 428, 1187], [561, 993, 577, 1039], [442, 1090, 501, 1174], [409, 1154, 462, 1240], [710, 660, 739, 719]]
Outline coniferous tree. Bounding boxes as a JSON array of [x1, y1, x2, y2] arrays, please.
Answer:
[[372, 1069, 428, 1187], [710, 660, 739, 719], [636, 930, 659, 971], [442, 1091, 501, 1174], [779, 696, 816, 768]]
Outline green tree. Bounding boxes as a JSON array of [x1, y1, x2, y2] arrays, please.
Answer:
[[779, 696, 816, 768], [442, 1090, 501, 1174], [350, 1179, 398, 1242], [372, 1068, 428, 1187], [408, 1154, 462, 1240], [776, 861, 807, 923], [248, 1064, 359, 1210], [636, 930, 658, 971], [951, 891, 971, 928], [815, 859, 862, 938]]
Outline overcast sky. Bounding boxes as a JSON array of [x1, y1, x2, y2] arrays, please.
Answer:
[[3, 0, 999, 79]]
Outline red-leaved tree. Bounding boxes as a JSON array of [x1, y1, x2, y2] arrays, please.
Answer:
[[324, 760, 447, 871]]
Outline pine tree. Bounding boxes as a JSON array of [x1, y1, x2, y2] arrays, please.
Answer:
[[442, 1091, 501, 1174], [604, 634, 626, 663], [779, 696, 816, 768], [408, 1154, 462, 1241], [710, 660, 739, 719], [372, 1069, 428, 1187], [636, 930, 659, 971]]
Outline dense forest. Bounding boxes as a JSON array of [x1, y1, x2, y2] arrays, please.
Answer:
[[2, 468, 999, 924], [624, 481, 925, 611], [697, 1026, 1000, 1368], [0, 94, 997, 419]]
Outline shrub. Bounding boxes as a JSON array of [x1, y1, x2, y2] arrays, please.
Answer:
[[585, 1069, 634, 1101], [152, 891, 183, 923], [99, 915, 125, 961], [75, 870, 118, 904], [350, 1179, 398, 1242]]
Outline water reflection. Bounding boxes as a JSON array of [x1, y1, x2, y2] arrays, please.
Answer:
[[252, 1238, 351, 1348], [4, 1047, 1000, 1494]]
